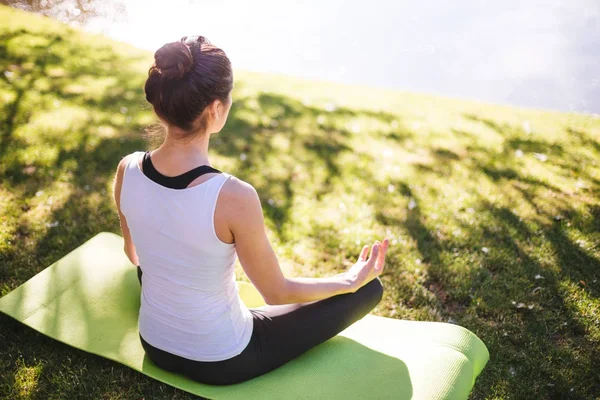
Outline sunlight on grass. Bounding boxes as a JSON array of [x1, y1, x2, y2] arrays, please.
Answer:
[[13, 358, 43, 399]]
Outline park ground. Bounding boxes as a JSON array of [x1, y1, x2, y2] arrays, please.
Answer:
[[0, 5, 599, 400]]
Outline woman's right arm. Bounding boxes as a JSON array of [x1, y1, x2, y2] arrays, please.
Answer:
[[225, 178, 386, 305]]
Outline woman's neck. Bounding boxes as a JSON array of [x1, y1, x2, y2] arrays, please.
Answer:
[[155, 129, 212, 168]]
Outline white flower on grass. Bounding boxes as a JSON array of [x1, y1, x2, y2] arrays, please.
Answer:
[[408, 198, 417, 210], [515, 149, 524, 158], [534, 153, 548, 162], [523, 121, 532, 134], [511, 301, 534, 310], [325, 103, 337, 112], [45, 221, 59, 228], [240, 153, 247, 161]]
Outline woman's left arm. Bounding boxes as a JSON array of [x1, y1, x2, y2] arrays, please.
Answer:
[[113, 155, 140, 267]]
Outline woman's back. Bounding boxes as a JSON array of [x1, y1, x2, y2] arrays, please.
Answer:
[[120, 151, 254, 362], [113, 36, 387, 385]]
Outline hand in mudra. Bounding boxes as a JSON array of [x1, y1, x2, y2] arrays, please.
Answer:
[[346, 238, 389, 291]]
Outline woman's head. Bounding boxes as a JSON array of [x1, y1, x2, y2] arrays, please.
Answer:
[[144, 36, 233, 139]]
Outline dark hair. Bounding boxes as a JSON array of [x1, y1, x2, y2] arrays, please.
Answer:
[[144, 36, 233, 136]]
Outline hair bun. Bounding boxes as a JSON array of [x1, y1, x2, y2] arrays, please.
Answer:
[[150, 41, 193, 79]]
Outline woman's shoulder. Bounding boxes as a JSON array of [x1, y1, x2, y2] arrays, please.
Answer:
[[217, 175, 264, 236], [221, 174, 255, 196], [115, 151, 144, 182], [117, 150, 141, 163], [118, 151, 144, 168], [219, 174, 261, 211]]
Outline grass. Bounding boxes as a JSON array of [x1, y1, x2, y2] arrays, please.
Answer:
[[0, 4, 599, 399]]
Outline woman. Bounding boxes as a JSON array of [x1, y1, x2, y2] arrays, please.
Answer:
[[112, 35, 390, 385]]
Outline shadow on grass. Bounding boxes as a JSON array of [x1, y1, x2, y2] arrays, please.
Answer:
[[211, 91, 398, 239], [375, 114, 600, 397]]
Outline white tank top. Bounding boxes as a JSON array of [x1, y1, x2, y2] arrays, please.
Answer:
[[120, 151, 254, 361]]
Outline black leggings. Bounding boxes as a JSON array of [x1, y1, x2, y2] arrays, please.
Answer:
[[136, 266, 384, 385]]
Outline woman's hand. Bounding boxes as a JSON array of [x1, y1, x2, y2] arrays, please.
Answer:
[[345, 238, 389, 292]]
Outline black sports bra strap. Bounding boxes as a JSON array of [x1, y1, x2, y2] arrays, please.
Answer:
[[141, 151, 222, 189]]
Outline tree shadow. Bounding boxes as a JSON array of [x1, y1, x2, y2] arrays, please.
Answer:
[[211, 91, 399, 240], [0, 31, 64, 154], [475, 201, 600, 397], [368, 115, 599, 397]]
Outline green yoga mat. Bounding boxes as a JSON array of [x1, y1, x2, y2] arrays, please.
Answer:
[[0, 232, 489, 399]]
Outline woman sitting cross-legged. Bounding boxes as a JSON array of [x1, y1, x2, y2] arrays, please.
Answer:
[[112, 35, 390, 386]]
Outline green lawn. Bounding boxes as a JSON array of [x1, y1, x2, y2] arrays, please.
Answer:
[[1, 5, 599, 400]]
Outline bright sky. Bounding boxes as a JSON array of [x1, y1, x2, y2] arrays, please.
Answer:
[[85, 0, 600, 113]]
